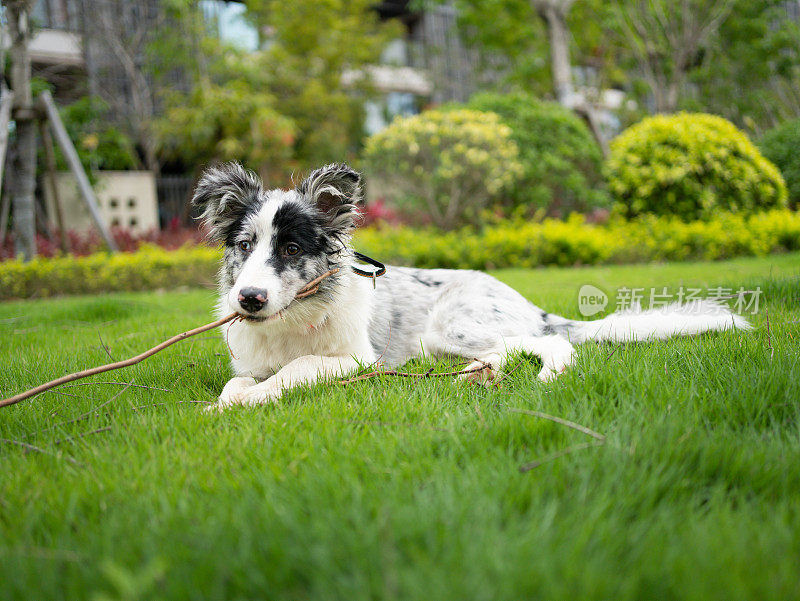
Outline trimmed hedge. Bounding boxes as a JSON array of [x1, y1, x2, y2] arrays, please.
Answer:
[[606, 113, 788, 220], [0, 244, 219, 300], [355, 209, 800, 270], [2, 211, 799, 299]]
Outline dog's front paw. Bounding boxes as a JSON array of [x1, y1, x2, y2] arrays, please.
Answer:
[[208, 376, 283, 411], [538, 343, 576, 382], [220, 376, 257, 400], [237, 377, 283, 406], [204, 395, 246, 412], [205, 376, 261, 411]]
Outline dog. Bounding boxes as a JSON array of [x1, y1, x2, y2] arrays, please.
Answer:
[[193, 162, 750, 408]]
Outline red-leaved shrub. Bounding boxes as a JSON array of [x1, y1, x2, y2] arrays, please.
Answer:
[[1, 223, 208, 260]]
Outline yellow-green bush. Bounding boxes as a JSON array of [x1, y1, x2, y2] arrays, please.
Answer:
[[606, 113, 788, 220], [362, 108, 523, 229], [354, 209, 800, 270], [0, 244, 220, 300]]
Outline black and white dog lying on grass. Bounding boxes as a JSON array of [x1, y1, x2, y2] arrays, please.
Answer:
[[194, 162, 750, 408]]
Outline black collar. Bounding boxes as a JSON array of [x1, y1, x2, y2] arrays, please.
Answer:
[[351, 251, 386, 284]]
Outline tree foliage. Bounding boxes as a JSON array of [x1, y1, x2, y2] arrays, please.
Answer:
[[605, 0, 800, 130], [465, 92, 608, 216], [154, 82, 296, 186], [58, 97, 140, 172], [759, 118, 800, 209], [439, 0, 616, 100], [609, 0, 734, 114], [687, 0, 800, 132], [152, 0, 399, 180], [431, 0, 800, 134], [244, 0, 401, 168]]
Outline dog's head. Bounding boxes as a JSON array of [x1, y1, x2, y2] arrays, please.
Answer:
[[193, 162, 362, 321]]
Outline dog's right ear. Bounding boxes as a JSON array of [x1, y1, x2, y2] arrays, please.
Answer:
[[192, 163, 264, 245], [297, 163, 363, 235]]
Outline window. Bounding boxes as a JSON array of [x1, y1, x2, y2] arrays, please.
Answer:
[[200, 1, 260, 51], [30, 0, 79, 31]]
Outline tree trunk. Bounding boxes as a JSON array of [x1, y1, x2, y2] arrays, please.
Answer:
[[533, 1, 608, 155], [536, 2, 575, 107], [664, 80, 681, 114], [39, 122, 70, 254], [7, 0, 37, 261], [573, 104, 609, 157]]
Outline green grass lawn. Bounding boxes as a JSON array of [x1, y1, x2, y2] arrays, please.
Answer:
[[1, 253, 799, 600]]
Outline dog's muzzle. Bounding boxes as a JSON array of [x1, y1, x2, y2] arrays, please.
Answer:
[[237, 287, 268, 314]]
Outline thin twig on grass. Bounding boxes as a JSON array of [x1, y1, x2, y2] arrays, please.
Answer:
[[59, 382, 170, 392], [0, 547, 84, 563], [1, 437, 51, 454], [97, 332, 115, 362], [130, 400, 214, 411], [765, 306, 774, 360], [67, 381, 135, 421], [33, 398, 209, 439], [47, 390, 103, 401], [474, 403, 486, 427], [0, 437, 80, 466], [507, 408, 606, 441], [338, 360, 489, 385], [519, 441, 605, 472], [341, 419, 450, 432], [0, 316, 28, 325], [0, 269, 339, 409], [502, 356, 527, 379], [33, 381, 136, 435], [52, 426, 112, 446]]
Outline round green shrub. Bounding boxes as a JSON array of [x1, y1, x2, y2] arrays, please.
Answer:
[[759, 118, 800, 209], [606, 112, 788, 220], [465, 92, 609, 216], [363, 109, 523, 229]]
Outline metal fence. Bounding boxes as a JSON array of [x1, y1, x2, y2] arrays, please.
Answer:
[[156, 174, 195, 228]]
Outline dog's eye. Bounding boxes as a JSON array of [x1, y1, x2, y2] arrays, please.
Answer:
[[238, 240, 252, 253], [286, 243, 301, 256]]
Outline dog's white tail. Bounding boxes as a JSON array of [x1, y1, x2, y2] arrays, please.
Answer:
[[548, 300, 751, 344]]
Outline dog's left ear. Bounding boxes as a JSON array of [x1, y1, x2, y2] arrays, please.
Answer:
[[192, 162, 264, 245], [297, 163, 362, 234]]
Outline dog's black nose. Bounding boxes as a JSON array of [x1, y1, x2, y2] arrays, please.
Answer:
[[238, 287, 268, 313]]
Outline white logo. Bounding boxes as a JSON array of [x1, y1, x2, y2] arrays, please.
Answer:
[[578, 284, 608, 317]]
